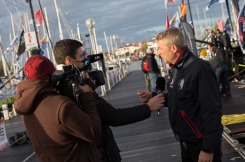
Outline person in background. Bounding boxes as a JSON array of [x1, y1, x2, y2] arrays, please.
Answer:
[[211, 30, 217, 45], [141, 52, 151, 91], [220, 30, 232, 53], [137, 28, 222, 162], [208, 43, 231, 97], [146, 48, 161, 93], [216, 29, 222, 43], [53, 39, 164, 162], [14, 55, 102, 162]]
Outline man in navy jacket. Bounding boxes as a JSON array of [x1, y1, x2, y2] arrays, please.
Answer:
[[138, 28, 222, 162]]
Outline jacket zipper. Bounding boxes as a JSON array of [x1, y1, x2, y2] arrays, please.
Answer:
[[179, 110, 203, 139]]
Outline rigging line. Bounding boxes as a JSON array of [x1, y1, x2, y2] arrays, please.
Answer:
[[3, 0, 27, 10], [11, 0, 26, 7], [3, 0, 28, 33], [59, 0, 72, 25], [1, 0, 19, 28], [59, 8, 74, 38], [13, 0, 21, 19]]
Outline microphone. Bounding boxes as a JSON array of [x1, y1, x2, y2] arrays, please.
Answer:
[[156, 77, 165, 116]]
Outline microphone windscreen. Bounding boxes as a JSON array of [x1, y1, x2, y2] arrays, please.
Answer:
[[156, 77, 165, 92]]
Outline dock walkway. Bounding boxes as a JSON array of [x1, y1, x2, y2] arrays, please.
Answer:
[[1, 65, 245, 162]]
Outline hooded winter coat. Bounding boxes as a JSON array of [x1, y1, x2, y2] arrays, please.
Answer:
[[14, 79, 102, 162]]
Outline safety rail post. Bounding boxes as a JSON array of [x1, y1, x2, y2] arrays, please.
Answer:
[[106, 72, 111, 91]]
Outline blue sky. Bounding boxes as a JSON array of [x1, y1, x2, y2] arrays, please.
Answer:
[[0, 0, 242, 52]]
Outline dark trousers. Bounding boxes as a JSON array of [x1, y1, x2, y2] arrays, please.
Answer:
[[180, 141, 222, 162]]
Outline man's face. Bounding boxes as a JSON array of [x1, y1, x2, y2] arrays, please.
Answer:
[[208, 45, 215, 52], [157, 40, 177, 64], [66, 47, 86, 68]]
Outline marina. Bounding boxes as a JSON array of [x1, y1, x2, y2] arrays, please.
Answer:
[[0, 0, 245, 161]]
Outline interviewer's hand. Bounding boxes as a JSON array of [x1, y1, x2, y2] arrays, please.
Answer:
[[198, 150, 213, 162], [79, 84, 94, 93], [147, 93, 164, 111], [137, 90, 152, 103]]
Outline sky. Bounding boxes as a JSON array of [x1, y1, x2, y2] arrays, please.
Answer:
[[0, 0, 243, 52]]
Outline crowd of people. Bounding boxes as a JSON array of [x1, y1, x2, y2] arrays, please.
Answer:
[[14, 28, 225, 162]]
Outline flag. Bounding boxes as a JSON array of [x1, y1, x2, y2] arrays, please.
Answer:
[[165, 0, 176, 9], [224, 18, 233, 36], [179, 21, 198, 56], [206, 0, 225, 11], [170, 12, 180, 28], [17, 30, 26, 56], [180, 2, 187, 21], [0, 120, 9, 151], [166, 13, 170, 29], [34, 9, 44, 25], [40, 35, 49, 49], [4, 35, 18, 54], [237, 1, 245, 50], [217, 18, 224, 32]]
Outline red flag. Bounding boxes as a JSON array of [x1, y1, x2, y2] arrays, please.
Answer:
[[165, 0, 176, 8], [34, 9, 44, 25], [217, 18, 224, 32], [166, 13, 170, 29]]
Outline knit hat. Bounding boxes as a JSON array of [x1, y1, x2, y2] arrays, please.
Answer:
[[24, 55, 56, 80]]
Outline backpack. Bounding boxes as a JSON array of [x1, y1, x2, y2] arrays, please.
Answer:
[[141, 56, 149, 73]]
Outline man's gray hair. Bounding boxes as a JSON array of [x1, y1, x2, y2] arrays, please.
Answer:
[[156, 28, 186, 49]]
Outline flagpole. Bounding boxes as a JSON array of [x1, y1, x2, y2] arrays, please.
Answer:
[[221, 3, 225, 21], [54, 0, 64, 40], [186, 0, 195, 36], [104, 32, 111, 60], [203, 7, 208, 29], [110, 35, 115, 60], [37, 0, 54, 50], [77, 23, 81, 41], [26, 0, 41, 49], [196, 4, 203, 36], [0, 36, 11, 77]]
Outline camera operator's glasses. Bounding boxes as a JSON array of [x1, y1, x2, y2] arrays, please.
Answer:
[[83, 51, 88, 56]]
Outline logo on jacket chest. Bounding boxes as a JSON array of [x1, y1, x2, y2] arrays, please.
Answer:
[[178, 79, 185, 90], [169, 78, 184, 90]]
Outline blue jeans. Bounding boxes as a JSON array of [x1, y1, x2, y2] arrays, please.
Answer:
[[215, 64, 230, 93], [148, 73, 159, 93], [144, 73, 151, 91]]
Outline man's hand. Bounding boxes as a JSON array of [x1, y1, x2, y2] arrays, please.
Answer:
[[137, 90, 152, 103], [79, 84, 94, 93], [147, 93, 164, 111], [198, 150, 213, 162]]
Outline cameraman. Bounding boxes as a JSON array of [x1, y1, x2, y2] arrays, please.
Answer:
[[53, 39, 164, 162], [14, 55, 102, 162]]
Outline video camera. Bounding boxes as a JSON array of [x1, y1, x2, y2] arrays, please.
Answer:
[[51, 53, 105, 103]]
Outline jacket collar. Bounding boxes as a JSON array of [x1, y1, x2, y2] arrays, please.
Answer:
[[172, 46, 192, 69]]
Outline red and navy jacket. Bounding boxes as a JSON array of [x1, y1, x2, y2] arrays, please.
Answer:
[[166, 47, 222, 153]]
